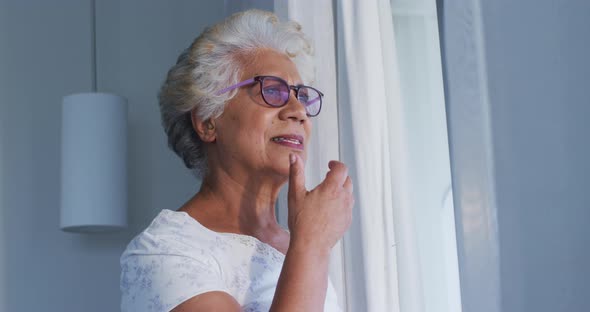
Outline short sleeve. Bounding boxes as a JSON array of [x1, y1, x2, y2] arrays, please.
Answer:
[[121, 243, 228, 312]]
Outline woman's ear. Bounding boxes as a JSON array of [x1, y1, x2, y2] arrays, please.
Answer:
[[191, 111, 217, 143]]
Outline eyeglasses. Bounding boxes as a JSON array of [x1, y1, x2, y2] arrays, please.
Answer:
[[215, 75, 323, 117]]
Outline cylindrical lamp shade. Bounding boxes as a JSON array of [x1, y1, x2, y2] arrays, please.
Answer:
[[61, 93, 128, 232]]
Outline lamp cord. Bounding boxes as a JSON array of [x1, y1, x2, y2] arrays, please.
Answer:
[[91, 0, 97, 92]]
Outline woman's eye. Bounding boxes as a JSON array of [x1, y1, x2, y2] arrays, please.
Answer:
[[264, 87, 280, 95]]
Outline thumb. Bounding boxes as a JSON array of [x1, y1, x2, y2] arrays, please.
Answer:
[[288, 154, 305, 201]]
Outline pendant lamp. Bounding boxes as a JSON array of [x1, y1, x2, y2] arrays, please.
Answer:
[[60, 0, 128, 232]]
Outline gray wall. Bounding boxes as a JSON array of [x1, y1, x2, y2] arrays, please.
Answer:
[[482, 1, 590, 311], [439, 0, 590, 311], [0, 1, 227, 311]]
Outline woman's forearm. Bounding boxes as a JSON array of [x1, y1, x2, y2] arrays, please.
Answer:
[[269, 242, 331, 312]]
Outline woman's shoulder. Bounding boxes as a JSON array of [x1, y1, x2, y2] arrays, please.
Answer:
[[120, 209, 233, 312], [120, 208, 286, 270], [121, 209, 221, 260]]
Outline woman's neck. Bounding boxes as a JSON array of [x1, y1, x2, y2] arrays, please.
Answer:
[[183, 165, 286, 236]]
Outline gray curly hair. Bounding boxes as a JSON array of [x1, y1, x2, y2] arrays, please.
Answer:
[[158, 9, 315, 178]]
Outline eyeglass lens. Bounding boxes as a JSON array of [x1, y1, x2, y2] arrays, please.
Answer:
[[260, 77, 321, 116]]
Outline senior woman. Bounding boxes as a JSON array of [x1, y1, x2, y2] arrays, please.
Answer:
[[120, 9, 353, 312]]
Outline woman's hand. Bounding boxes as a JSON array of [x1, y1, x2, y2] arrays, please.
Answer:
[[287, 153, 354, 253]]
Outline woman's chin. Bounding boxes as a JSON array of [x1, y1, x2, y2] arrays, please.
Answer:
[[267, 163, 291, 182], [276, 165, 292, 179], [265, 150, 306, 179]]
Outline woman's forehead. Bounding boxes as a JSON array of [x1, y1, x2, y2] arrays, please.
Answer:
[[240, 49, 302, 83]]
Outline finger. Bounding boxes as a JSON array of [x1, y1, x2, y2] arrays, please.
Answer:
[[343, 176, 353, 194], [324, 161, 348, 187], [288, 153, 306, 201]]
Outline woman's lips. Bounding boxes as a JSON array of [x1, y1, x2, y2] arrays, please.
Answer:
[[271, 135, 304, 150]]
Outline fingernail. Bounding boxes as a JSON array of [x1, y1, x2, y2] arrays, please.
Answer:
[[290, 154, 296, 164]]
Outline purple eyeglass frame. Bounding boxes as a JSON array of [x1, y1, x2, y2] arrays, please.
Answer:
[[215, 75, 323, 117]]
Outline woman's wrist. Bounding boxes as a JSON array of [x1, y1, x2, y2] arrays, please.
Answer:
[[288, 237, 332, 259]]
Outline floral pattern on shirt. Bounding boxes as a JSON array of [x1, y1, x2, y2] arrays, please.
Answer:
[[120, 209, 342, 312]]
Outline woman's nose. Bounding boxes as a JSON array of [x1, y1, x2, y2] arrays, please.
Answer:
[[280, 93, 308, 123]]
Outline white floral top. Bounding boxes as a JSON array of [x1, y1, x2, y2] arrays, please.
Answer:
[[120, 209, 342, 312]]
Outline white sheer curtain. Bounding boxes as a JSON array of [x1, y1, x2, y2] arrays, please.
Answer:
[[276, 1, 459, 311], [389, 1, 461, 312], [277, 0, 418, 310], [276, 0, 419, 311], [336, 0, 423, 311], [338, 1, 461, 311], [274, 0, 346, 309]]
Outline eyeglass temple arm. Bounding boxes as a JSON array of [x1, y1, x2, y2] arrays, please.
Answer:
[[306, 97, 321, 106], [215, 78, 256, 96], [294, 87, 322, 106]]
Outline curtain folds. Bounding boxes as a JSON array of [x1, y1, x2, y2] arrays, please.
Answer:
[[277, 1, 426, 311], [274, 0, 346, 309], [337, 0, 415, 311]]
